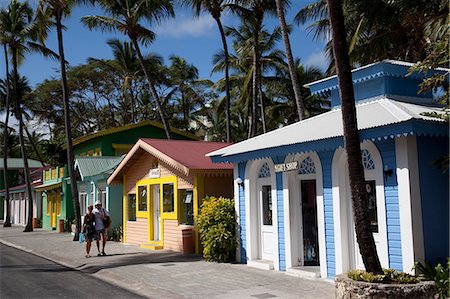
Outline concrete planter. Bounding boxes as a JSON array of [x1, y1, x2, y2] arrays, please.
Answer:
[[335, 274, 436, 299]]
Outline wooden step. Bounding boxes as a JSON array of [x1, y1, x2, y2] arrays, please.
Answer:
[[140, 243, 164, 250]]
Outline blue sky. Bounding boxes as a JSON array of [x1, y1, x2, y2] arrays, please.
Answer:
[[0, 0, 328, 88]]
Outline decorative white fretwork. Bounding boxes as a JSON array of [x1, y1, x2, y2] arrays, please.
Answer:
[[298, 156, 316, 175], [258, 163, 271, 178], [361, 149, 375, 170]]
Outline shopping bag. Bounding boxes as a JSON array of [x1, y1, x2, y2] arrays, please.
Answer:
[[79, 233, 85, 244]]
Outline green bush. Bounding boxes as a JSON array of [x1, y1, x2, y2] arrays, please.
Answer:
[[415, 258, 450, 298], [197, 196, 236, 262], [348, 268, 420, 284], [111, 225, 123, 242]]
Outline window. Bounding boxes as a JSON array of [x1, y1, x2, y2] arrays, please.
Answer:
[[128, 194, 136, 221], [97, 188, 107, 207], [179, 190, 194, 225], [138, 186, 148, 212], [79, 192, 87, 214], [262, 185, 272, 225], [365, 180, 378, 232], [258, 163, 271, 178], [163, 183, 174, 213]]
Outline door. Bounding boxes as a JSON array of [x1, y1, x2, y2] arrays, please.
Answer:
[[49, 193, 57, 228], [301, 180, 319, 266], [151, 185, 161, 241], [259, 184, 273, 260], [350, 180, 380, 269]]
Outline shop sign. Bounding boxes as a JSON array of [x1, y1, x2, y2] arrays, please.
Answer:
[[149, 168, 160, 178], [274, 161, 298, 173]]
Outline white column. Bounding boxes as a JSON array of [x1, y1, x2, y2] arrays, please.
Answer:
[[395, 136, 424, 273]]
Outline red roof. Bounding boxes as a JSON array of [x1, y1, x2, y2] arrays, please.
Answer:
[[140, 139, 233, 170]]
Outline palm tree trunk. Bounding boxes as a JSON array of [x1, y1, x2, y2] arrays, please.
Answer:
[[258, 65, 266, 133], [129, 82, 136, 123], [12, 47, 33, 232], [24, 125, 46, 167], [3, 44, 11, 227], [275, 0, 305, 121], [215, 16, 232, 142], [56, 15, 81, 241], [327, 0, 382, 274], [131, 39, 171, 139], [250, 29, 259, 138]]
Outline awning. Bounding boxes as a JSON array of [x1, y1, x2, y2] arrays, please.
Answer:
[[35, 181, 63, 191]]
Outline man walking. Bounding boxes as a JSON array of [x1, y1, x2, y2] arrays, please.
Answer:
[[93, 200, 109, 256]]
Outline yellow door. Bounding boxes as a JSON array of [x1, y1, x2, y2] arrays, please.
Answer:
[[47, 193, 58, 228]]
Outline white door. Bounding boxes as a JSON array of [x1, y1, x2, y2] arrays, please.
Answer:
[[259, 183, 273, 260], [152, 185, 160, 241], [349, 180, 382, 270]]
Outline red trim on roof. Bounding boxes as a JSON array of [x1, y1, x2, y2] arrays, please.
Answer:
[[140, 139, 233, 170]]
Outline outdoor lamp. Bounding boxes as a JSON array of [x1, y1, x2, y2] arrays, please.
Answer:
[[383, 165, 393, 181], [235, 177, 244, 188]]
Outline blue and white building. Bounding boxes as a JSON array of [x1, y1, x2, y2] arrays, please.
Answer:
[[207, 60, 449, 279]]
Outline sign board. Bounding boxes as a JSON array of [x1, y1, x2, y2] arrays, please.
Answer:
[[274, 161, 298, 173], [149, 168, 160, 179]]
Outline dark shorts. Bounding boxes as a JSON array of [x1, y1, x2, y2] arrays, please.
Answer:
[[96, 228, 106, 240]]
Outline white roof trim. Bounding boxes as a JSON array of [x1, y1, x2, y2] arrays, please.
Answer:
[[207, 98, 444, 158]]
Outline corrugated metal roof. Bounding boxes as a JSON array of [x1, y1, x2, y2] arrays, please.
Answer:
[[140, 139, 233, 170], [74, 156, 123, 180], [207, 97, 446, 158], [0, 158, 44, 169]]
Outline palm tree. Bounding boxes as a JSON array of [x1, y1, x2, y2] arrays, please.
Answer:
[[227, 0, 278, 137], [1, 0, 38, 232], [81, 0, 174, 139], [1, 43, 11, 228], [326, 0, 382, 274], [89, 39, 164, 124], [183, 0, 232, 142], [274, 0, 305, 121], [37, 0, 82, 240], [0, 8, 12, 227]]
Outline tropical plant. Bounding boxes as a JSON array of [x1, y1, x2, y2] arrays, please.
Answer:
[[296, 0, 448, 73], [415, 259, 450, 299], [326, 0, 382, 274], [182, 0, 232, 142], [274, 0, 305, 121], [197, 196, 236, 262], [227, 0, 280, 137], [81, 0, 175, 139], [1, 0, 56, 232], [38, 0, 82, 240]]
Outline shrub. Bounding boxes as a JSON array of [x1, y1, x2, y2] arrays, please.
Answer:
[[415, 258, 450, 299], [111, 225, 123, 242], [197, 196, 236, 262], [348, 268, 420, 284]]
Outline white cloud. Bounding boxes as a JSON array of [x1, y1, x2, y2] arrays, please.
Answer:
[[304, 50, 329, 71], [155, 14, 216, 38]]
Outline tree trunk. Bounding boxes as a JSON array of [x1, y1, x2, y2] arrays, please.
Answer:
[[275, 0, 305, 121], [250, 28, 259, 138], [129, 81, 136, 123], [3, 44, 11, 227], [24, 125, 46, 167], [131, 38, 171, 139], [215, 16, 232, 142], [12, 47, 33, 232], [327, 0, 383, 274], [56, 15, 81, 241], [258, 65, 266, 133]]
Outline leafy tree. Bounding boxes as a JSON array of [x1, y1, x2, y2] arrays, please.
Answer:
[[182, 0, 232, 142], [38, 0, 82, 240], [81, 0, 175, 139], [326, 0, 382, 274], [274, 0, 305, 121]]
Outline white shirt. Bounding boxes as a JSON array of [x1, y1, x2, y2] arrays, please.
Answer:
[[93, 207, 109, 230]]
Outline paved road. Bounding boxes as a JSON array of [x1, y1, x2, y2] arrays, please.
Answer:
[[0, 243, 145, 299]]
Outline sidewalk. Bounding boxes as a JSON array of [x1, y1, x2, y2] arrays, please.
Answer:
[[0, 224, 334, 299]]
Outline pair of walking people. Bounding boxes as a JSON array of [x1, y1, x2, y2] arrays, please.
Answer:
[[82, 200, 110, 258]]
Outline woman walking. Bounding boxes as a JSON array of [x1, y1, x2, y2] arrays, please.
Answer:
[[82, 205, 95, 258]]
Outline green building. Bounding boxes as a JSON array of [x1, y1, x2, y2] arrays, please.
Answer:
[[36, 120, 197, 232]]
